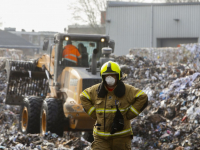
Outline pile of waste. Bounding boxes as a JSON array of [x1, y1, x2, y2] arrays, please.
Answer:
[[1, 44, 200, 149], [0, 48, 24, 60], [0, 101, 90, 150], [0, 115, 90, 149], [110, 44, 200, 149], [0, 49, 91, 149]]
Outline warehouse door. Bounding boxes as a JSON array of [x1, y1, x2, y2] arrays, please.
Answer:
[[157, 38, 198, 47]]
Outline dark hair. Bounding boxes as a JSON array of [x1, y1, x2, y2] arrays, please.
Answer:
[[78, 43, 84, 47], [67, 40, 72, 45]]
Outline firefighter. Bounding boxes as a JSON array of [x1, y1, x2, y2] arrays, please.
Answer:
[[80, 61, 148, 150], [62, 40, 81, 66]]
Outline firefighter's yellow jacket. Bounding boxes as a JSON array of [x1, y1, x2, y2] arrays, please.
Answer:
[[80, 80, 148, 140]]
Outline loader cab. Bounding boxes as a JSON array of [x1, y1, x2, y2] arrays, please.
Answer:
[[49, 34, 115, 91], [61, 40, 96, 67], [54, 34, 111, 72], [60, 37, 108, 67]]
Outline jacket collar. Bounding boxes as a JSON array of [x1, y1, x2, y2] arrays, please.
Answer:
[[97, 80, 125, 98]]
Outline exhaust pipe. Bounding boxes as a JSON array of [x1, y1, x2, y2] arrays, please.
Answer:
[[91, 49, 98, 75]]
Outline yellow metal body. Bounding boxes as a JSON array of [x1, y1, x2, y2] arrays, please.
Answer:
[[59, 67, 95, 130], [22, 106, 28, 132], [37, 46, 55, 76], [36, 48, 95, 131], [41, 109, 46, 135]]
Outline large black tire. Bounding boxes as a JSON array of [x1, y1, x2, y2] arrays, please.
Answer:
[[40, 98, 64, 136], [19, 96, 43, 134]]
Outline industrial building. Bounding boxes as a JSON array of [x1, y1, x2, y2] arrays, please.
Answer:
[[106, 1, 200, 55], [3, 28, 57, 54], [0, 29, 37, 55]]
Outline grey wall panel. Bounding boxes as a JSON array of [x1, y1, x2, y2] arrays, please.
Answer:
[[107, 3, 200, 55], [107, 6, 152, 56], [177, 5, 200, 37], [153, 5, 200, 46]]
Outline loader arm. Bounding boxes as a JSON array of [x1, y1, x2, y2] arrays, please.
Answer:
[[37, 47, 55, 76]]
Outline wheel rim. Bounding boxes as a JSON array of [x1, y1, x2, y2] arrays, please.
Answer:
[[21, 107, 28, 132], [42, 109, 46, 135]]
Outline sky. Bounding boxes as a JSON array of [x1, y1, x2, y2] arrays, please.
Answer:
[[0, 0, 156, 33], [0, 0, 76, 32]]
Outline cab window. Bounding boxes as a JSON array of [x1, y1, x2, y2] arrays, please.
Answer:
[[62, 40, 98, 67]]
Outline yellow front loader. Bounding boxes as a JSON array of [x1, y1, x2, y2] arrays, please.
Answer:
[[4, 33, 115, 138]]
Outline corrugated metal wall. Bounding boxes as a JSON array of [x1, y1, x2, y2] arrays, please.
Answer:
[[107, 6, 152, 56], [106, 3, 200, 56], [153, 5, 200, 46]]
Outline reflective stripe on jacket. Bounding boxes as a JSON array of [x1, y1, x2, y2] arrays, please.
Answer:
[[80, 83, 148, 139], [62, 45, 81, 64]]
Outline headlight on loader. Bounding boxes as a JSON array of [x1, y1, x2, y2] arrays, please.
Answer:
[[65, 37, 69, 41], [101, 38, 105, 42]]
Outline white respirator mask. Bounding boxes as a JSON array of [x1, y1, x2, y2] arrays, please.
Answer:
[[105, 76, 116, 86]]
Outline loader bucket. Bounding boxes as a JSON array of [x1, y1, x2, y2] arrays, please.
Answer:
[[5, 60, 49, 105]]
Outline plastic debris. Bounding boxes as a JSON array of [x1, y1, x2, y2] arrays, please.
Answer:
[[1, 44, 200, 149]]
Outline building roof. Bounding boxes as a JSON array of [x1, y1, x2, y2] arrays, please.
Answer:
[[0, 29, 38, 49], [68, 25, 105, 35], [107, 1, 200, 7], [68, 25, 105, 28]]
